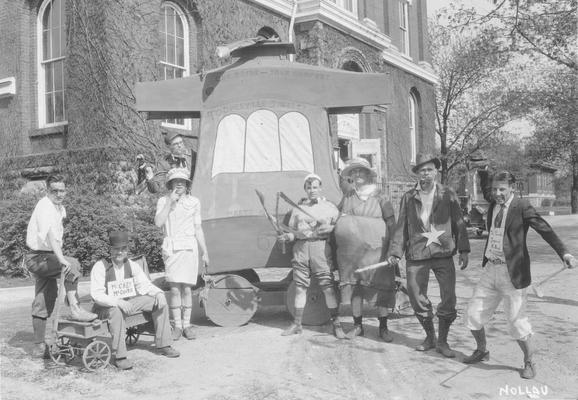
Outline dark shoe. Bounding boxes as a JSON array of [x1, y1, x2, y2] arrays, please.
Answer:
[[346, 324, 364, 339], [31, 343, 49, 359], [436, 341, 455, 358], [520, 360, 536, 379], [281, 323, 303, 336], [332, 320, 347, 340], [157, 346, 180, 358], [113, 357, 133, 370], [415, 336, 436, 351], [463, 349, 490, 364], [379, 327, 393, 343], [171, 326, 182, 341], [182, 326, 196, 340], [69, 307, 98, 322]]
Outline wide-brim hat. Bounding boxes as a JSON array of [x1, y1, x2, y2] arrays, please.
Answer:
[[341, 157, 377, 178], [412, 153, 441, 174], [109, 231, 130, 248], [165, 168, 191, 189], [163, 130, 183, 146]]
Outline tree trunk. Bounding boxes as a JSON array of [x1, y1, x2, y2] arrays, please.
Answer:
[[570, 149, 578, 214], [439, 131, 448, 184]]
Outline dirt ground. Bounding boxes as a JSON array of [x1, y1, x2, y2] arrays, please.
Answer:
[[1, 215, 577, 400]]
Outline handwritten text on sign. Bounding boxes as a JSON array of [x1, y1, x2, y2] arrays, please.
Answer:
[[107, 278, 136, 299]]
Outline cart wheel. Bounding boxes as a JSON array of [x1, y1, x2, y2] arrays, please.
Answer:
[[49, 337, 75, 365], [286, 280, 330, 326], [204, 274, 258, 327], [82, 340, 111, 371], [125, 326, 140, 346]]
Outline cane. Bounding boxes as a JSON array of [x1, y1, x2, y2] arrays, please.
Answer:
[[531, 264, 567, 298]]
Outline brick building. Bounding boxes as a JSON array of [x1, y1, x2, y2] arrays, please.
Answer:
[[0, 0, 437, 198]]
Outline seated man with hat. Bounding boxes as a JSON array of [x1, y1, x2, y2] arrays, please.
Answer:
[[90, 231, 179, 370]]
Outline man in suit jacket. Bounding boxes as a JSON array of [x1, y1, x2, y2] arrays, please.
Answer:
[[463, 170, 576, 379]]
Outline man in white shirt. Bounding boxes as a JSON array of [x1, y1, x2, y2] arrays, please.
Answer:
[[90, 231, 179, 370], [25, 174, 97, 358]]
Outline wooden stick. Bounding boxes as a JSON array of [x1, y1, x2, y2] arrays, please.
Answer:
[[354, 260, 390, 275]]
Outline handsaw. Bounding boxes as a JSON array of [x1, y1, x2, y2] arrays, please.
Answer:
[[255, 189, 285, 253], [278, 192, 321, 224]]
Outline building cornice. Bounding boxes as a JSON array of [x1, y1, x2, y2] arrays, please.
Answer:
[[250, 0, 438, 85]]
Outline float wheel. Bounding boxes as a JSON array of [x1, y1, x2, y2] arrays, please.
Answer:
[[204, 274, 258, 327]]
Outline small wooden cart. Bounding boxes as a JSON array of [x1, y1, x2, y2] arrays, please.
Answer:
[[49, 319, 112, 371]]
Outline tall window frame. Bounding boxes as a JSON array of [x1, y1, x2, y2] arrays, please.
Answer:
[[159, 1, 191, 130], [399, 0, 410, 56], [37, 0, 67, 128], [409, 92, 418, 164], [329, 0, 358, 15]]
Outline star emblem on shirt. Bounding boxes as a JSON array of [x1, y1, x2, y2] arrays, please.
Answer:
[[421, 226, 445, 247]]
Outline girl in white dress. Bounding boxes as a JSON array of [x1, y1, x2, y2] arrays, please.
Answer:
[[155, 168, 209, 340]]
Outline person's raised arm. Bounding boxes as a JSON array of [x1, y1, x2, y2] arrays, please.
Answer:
[[155, 193, 178, 228]]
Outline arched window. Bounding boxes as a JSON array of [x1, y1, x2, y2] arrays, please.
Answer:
[[212, 111, 314, 178], [159, 2, 190, 129], [37, 0, 67, 127], [409, 92, 418, 163]]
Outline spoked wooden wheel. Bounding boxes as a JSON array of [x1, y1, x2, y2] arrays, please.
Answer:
[[204, 274, 259, 327], [286, 279, 330, 326], [49, 336, 75, 365], [125, 326, 140, 346], [82, 340, 111, 371]]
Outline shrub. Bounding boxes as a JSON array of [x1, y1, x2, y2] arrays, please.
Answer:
[[0, 195, 39, 277], [553, 198, 570, 207], [0, 191, 165, 278], [540, 198, 552, 207]]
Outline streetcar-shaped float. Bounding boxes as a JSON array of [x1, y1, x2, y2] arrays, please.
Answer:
[[135, 40, 392, 327]]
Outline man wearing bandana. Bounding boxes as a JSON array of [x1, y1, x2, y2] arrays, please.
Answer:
[[389, 153, 470, 358], [144, 131, 196, 194]]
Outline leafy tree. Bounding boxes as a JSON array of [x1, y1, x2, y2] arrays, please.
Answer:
[[429, 10, 519, 183], [524, 67, 578, 212], [434, 1, 577, 212]]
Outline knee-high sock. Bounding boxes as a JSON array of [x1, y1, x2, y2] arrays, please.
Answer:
[[169, 286, 182, 328], [182, 307, 192, 328]]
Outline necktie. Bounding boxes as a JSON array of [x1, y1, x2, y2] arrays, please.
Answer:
[[494, 205, 505, 228]]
